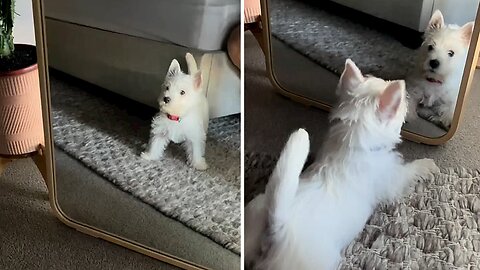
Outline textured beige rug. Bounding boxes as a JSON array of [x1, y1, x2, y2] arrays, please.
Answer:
[[245, 152, 480, 269]]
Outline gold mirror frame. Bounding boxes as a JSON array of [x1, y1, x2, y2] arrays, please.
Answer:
[[32, 0, 210, 269], [259, 0, 480, 145]]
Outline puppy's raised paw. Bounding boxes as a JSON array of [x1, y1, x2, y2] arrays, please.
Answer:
[[287, 128, 310, 157], [193, 158, 209, 171], [414, 158, 440, 178]]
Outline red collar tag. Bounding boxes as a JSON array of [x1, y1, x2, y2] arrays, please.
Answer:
[[167, 114, 180, 122], [426, 77, 442, 84]]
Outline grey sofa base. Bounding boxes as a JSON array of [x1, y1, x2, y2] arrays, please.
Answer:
[[45, 18, 241, 119]]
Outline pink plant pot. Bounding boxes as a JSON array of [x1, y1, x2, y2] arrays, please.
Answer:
[[0, 45, 44, 156], [245, 0, 261, 24]]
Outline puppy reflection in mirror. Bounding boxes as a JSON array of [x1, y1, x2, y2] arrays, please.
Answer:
[[407, 10, 474, 130], [141, 53, 209, 170], [245, 60, 439, 270]]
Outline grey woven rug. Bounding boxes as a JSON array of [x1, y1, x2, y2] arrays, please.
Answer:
[[50, 75, 240, 254], [270, 0, 417, 80], [245, 152, 480, 269]]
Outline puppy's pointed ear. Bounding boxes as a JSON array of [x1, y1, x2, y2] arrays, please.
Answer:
[[378, 80, 405, 121], [428, 10, 444, 31], [193, 71, 202, 91], [459, 21, 474, 45], [167, 59, 181, 77], [337, 59, 364, 94]]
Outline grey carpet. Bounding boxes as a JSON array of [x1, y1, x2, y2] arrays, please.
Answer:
[[270, 0, 417, 80], [50, 76, 241, 254], [245, 152, 480, 269], [0, 158, 179, 270]]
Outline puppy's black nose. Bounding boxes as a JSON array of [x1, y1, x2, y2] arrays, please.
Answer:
[[163, 97, 171, 104], [429, 59, 440, 69]]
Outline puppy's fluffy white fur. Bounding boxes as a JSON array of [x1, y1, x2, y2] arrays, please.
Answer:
[[245, 59, 439, 270], [141, 53, 209, 170], [407, 10, 474, 129]]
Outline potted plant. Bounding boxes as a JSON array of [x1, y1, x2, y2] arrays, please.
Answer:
[[0, 0, 44, 156]]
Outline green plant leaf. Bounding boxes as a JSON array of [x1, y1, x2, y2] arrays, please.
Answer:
[[0, 0, 15, 58]]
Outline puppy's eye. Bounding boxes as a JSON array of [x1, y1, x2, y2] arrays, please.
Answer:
[[165, 86, 169, 90], [180, 90, 185, 95], [448, 50, 455, 57], [428, 45, 434, 51]]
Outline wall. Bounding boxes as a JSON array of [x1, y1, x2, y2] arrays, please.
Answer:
[[13, 0, 36, 45], [434, 0, 480, 26]]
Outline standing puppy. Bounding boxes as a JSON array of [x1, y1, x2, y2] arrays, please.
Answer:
[[245, 59, 439, 270], [142, 53, 209, 170], [407, 10, 474, 129]]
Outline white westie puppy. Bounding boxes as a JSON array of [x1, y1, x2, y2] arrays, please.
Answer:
[[407, 10, 474, 129], [245, 59, 439, 270], [141, 53, 209, 170]]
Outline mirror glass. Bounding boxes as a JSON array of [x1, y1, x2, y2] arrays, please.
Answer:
[[268, 0, 479, 138], [43, 1, 241, 269]]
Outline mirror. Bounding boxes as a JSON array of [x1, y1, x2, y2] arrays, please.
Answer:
[[37, 0, 241, 269], [264, 0, 480, 143]]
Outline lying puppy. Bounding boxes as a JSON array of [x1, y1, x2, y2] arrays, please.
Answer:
[[142, 53, 209, 170], [245, 59, 439, 270]]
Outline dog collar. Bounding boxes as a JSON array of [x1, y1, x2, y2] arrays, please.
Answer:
[[426, 77, 443, 84], [166, 113, 180, 122]]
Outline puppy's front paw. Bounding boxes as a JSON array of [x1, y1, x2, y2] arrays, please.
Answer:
[[141, 152, 156, 161], [439, 116, 452, 131], [193, 158, 208, 171], [417, 106, 435, 121], [414, 158, 440, 178]]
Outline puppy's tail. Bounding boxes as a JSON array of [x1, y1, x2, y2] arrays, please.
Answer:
[[266, 128, 310, 230], [185, 53, 198, 75]]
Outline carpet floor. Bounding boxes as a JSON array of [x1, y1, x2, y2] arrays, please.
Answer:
[[0, 157, 179, 270]]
